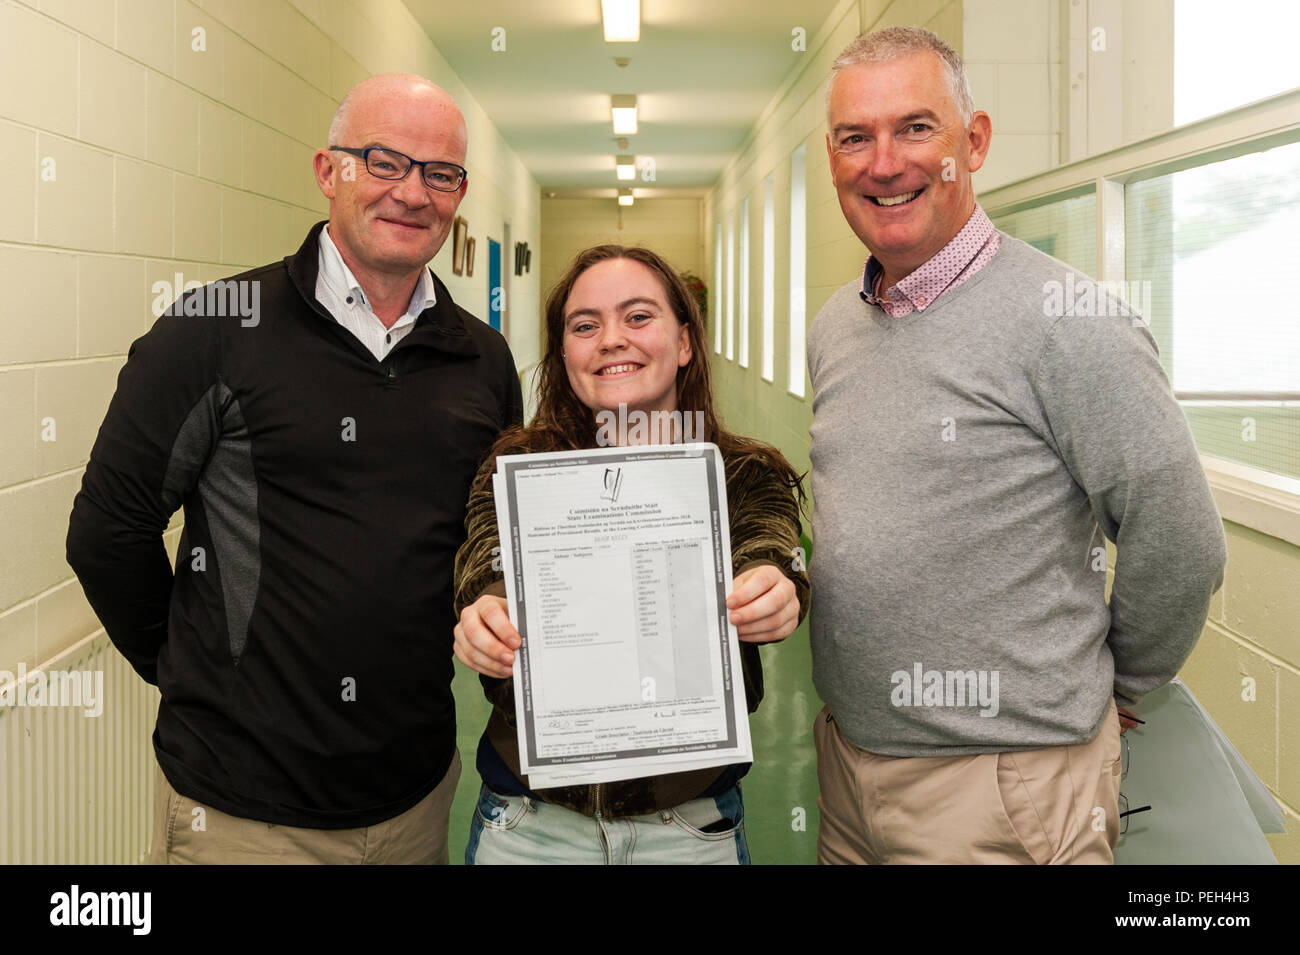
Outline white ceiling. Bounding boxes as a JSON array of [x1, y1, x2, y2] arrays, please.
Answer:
[[404, 0, 843, 196]]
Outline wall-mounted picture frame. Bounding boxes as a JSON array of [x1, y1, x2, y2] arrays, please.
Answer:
[[465, 236, 477, 277], [452, 216, 468, 275]]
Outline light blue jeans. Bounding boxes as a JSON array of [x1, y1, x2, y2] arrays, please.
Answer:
[[465, 782, 751, 865]]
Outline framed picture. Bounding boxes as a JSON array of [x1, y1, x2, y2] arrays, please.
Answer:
[[452, 216, 468, 275], [465, 237, 477, 277]]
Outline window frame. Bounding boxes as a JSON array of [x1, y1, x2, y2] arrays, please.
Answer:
[[980, 87, 1300, 544]]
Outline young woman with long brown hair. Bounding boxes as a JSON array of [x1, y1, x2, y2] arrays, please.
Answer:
[[453, 244, 809, 864]]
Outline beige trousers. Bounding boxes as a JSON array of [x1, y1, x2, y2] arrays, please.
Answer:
[[148, 750, 461, 865], [815, 702, 1122, 864]]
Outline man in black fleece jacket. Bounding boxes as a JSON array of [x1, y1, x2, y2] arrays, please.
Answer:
[[66, 74, 521, 864]]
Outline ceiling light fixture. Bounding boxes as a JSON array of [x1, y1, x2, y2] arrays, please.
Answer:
[[602, 0, 640, 42], [611, 94, 638, 135], [616, 155, 636, 180]]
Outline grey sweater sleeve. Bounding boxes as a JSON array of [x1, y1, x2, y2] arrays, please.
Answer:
[[1032, 310, 1228, 707]]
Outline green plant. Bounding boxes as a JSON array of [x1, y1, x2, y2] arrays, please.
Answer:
[[680, 271, 707, 318]]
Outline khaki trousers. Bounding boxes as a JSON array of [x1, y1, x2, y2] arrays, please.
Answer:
[[149, 750, 461, 865], [815, 702, 1122, 864]]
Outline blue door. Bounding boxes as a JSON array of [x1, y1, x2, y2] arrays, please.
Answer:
[[488, 238, 502, 331]]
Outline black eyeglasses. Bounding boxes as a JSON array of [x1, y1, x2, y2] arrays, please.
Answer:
[[329, 146, 468, 192], [1118, 792, 1152, 835], [1118, 736, 1152, 835]]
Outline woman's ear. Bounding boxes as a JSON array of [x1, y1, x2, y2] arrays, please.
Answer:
[[677, 323, 692, 367]]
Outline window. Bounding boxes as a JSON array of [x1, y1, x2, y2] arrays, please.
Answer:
[[738, 197, 750, 368], [992, 191, 1097, 277], [788, 144, 807, 397], [725, 210, 735, 361], [1174, 0, 1300, 127], [713, 220, 723, 354], [1063, 0, 1300, 158], [1127, 140, 1300, 479], [762, 174, 775, 382]]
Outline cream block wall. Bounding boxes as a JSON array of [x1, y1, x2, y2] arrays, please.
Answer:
[[963, 0, 1060, 189], [0, 0, 540, 680], [1177, 522, 1300, 864]]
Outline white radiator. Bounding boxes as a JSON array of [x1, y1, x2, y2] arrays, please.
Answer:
[[0, 631, 159, 864]]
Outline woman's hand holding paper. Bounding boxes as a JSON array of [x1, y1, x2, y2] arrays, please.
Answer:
[[454, 594, 519, 679], [727, 564, 800, 644]]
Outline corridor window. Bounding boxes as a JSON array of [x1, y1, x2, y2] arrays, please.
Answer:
[[762, 174, 775, 382], [738, 197, 750, 368], [713, 220, 722, 354], [1127, 139, 1300, 479], [788, 144, 806, 398], [992, 191, 1096, 277], [725, 210, 735, 361], [1174, 0, 1300, 127]]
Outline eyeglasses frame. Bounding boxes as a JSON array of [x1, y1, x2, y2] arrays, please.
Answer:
[[328, 146, 468, 193]]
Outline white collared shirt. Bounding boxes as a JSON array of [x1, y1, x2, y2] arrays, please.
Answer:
[[315, 225, 436, 361]]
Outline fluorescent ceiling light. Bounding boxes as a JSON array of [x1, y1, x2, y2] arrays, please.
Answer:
[[611, 94, 638, 134], [618, 189, 634, 206], [602, 0, 640, 42], [616, 155, 636, 180]]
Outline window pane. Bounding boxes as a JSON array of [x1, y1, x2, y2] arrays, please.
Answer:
[[713, 220, 723, 354], [726, 210, 735, 361], [1175, 0, 1300, 127], [788, 144, 806, 398], [991, 192, 1097, 277], [1127, 140, 1300, 479], [738, 197, 750, 368], [762, 174, 775, 383]]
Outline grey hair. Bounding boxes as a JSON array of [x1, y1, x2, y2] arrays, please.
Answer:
[[826, 26, 974, 128], [327, 95, 351, 147], [328, 84, 364, 146]]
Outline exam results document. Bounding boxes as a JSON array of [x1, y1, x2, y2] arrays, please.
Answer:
[[492, 443, 753, 788]]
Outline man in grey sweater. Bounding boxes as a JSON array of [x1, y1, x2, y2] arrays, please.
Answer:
[[808, 27, 1227, 864]]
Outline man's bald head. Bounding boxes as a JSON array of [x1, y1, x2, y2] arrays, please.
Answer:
[[313, 73, 470, 288], [327, 73, 467, 158]]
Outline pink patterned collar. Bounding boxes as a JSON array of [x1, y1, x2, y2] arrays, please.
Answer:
[[860, 204, 1000, 317]]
